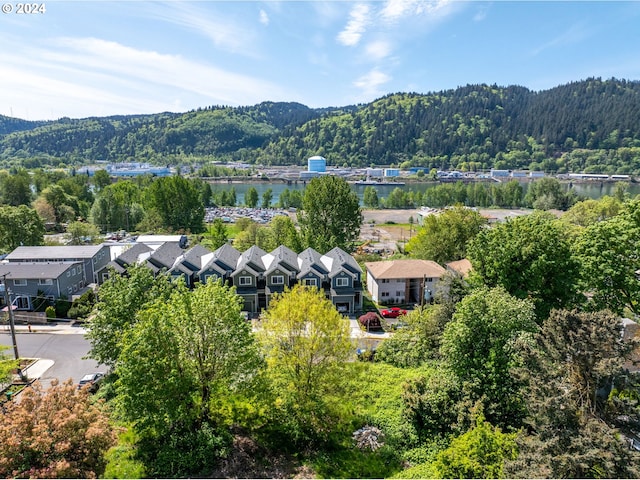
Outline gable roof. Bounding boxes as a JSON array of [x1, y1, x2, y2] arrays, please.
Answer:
[[236, 245, 267, 273], [365, 259, 446, 280], [322, 247, 362, 277], [265, 245, 300, 275], [146, 242, 185, 270], [6, 245, 106, 261], [176, 244, 212, 271], [297, 247, 328, 279], [116, 243, 153, 267]]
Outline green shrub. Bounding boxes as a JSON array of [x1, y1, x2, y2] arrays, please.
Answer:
[[45, 306, 56, 319]]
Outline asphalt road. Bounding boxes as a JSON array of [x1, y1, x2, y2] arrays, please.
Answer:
[[0, 331, 104, 386]]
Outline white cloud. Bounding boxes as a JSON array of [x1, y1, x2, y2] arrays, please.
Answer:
[[380, 0, 455, 23], [0, 37, 289, 119], [353, 68, 392, 98], [365, 40, 393, 61], [259, 9, 270, 26], [531, 23, 591, 56], [337, 3, 371, 47], [148, 2, 259, 57]]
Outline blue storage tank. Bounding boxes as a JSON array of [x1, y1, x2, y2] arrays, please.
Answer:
[[307, 156, 327, 173]]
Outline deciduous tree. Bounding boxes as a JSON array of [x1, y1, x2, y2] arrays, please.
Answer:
[[0, 379, 116, 479], [467, 211, 580, 321], [0, 205, 45, 254], [258, 284, 353, 442], [299, 176, 362, 252], [115, 279, 262, 477], [574, 199, 640, 315], [405, 205, 487, 264]]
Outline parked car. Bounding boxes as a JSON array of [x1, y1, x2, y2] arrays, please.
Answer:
[[380, 307, 408, 318], [78, 372, 104, 393]]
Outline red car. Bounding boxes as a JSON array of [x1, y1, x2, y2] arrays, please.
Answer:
[[380, 307, 408, 318]]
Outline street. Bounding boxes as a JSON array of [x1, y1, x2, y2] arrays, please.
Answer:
[[0, 330, 104, 386]]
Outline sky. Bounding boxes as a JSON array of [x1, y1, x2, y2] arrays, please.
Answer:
[[2, 0, 640, 121]]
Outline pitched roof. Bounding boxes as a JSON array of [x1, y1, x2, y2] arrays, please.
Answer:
[[0, 262, 81, 279], [297, 247, 328, 279], [322, 247, 362, 276], [265, 245, 300, 275], [236, 245, 267, 273], [116, 243, 153, 267], [177, 244, 212, 271], [6, 245, 106, 260], [365, 259, 446, 280], [146, 242, 185, 270], [446, 259, 473, 277]]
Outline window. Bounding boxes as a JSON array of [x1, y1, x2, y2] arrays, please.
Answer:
[[303, 278, 317, 287], [13, 279, 27, 286], [381, 279, 390, 284], [396, 291, 403, 297], [336, 277, 349, 287], [381, 292, 390, 297], [239, 276, 252, 286], [15, 296, 30, 309], [271, 275, 284, 285], [38, 279, 53, 285]]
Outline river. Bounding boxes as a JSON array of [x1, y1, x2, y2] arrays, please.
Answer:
[[208, 179, 640, 205]]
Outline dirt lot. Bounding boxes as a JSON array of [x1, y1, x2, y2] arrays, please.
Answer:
[[359, 208, 533, 253]]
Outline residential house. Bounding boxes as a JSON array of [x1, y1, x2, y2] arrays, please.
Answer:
[[0, 262, 84, 310], [142, 242, 186, 276], [5, 245, 110, 285], [168, 244, 211, 287], [263, 245, 300, 303], [365, 259, 446, 304], [232, 245, 268, 313], [321, 247, 363, 313], [297, 247, 330, 289], [198, 243, 241, 285], [97, 243, 154, 283]]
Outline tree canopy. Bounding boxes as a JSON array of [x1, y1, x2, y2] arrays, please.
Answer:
[[298, 176, 362, 252]]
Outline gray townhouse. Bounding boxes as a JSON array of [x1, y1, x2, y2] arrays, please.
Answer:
[[0, 262, 85, 310], [5, 245, 110, 285]]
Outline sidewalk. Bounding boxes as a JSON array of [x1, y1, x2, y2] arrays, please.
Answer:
[[2, 322, 86, 335], [22, 359, 54, 381]]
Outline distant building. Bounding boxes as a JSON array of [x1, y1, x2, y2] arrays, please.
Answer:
[[384, 168, 400, 178], [366, 168, 384, 178], [490, 169, 510, 178], [307, 156, 327, 173]]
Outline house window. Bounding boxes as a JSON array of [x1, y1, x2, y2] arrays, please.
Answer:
[[396, 291, 403, 297], [381, 279, 390, 284], [66, 271, 71, 278], [336, 277, 349, 287], [271, 275, 284, 285], [13, 279, 27, 287], [303, 278, 317, 287], [38, 279, 53, 285], [239, 276, 252, 286], [14, 296, 30, 309], [381, 292, 390, 297], [425, 277, 433, 283]]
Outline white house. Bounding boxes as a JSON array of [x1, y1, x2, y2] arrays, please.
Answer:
[[365, 259, 447, 304]]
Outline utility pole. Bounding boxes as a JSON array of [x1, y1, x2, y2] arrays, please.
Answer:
[[1, 274, 19, 360], [2, 274, 26, 383]]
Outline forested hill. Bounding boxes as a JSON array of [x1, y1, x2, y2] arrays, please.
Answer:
[[2, 78, 640, 173], [0, 115, 48, 136]]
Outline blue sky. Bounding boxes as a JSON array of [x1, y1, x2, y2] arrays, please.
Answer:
[[2, 1, 640, 121]]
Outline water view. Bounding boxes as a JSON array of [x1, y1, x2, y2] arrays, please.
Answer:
[[208, 180, 640, 206]]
